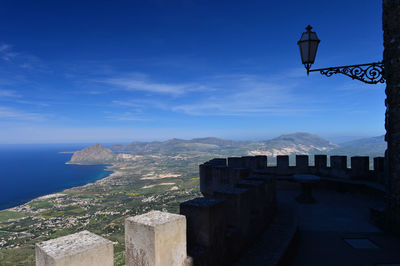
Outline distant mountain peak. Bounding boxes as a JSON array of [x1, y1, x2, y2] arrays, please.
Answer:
[[67, 144, 115, 165]]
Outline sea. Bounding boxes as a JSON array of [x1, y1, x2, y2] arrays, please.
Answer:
[[0, 144, 112, 210]]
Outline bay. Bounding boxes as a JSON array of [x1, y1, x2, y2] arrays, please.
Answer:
[[0, 144, 112, 210]]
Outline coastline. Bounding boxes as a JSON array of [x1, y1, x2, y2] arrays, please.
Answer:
[[1, 162, 116, 212]]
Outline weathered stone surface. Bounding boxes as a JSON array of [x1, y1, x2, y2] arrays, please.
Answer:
[[277, 155, 289, 175], [315, 155, 327, 168], [241, 156, 254, 169], [236, 180, 266, 234], [35, 230, 113, 266], [330, 156, 349, 178], [228, 168, 250, 188], [228, 157, 242, 168], [214, 187, 251, 238], [212, 165, 229, 191], [214, 187, 251, 261], [243, 172, 277, 216], [255, 155, 268, 169], [295, 155, 309, 173], [374, 157, 385, 172], [330, 156, 347, 169], [313, 155, 329, 176], [208, 158, 227, 166], [383, 0, 400, 232], [374, 157, 385, 184], [125, 211, 187, 266], [180, 198, 226, 248], [351, 156, 371, 180], [200, 163, 213, 197]]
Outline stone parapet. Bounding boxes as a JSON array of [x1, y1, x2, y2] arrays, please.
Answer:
[[180, 198, 226, 265], [351, 156, 372, 180], [374, 157, 385, 184], [236, 180, 267, 235], [125, 211, 187, 266], [296, 155, 309, 174], [35, 153, 386, 266], [330, 156, 348, 178], [35, 230, 113, 266], [201, 154, 384, 196]]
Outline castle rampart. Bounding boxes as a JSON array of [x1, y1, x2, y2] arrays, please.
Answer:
[[35, 153, 386, 266]]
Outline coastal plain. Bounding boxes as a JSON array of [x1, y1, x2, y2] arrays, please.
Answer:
[[0, 133, 385, 265]]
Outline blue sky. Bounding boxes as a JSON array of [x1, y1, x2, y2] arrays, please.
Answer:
[[0, 0, 385, 143]]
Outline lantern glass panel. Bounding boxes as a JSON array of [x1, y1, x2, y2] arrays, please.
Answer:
[[308, 41, 319, 64], [298, 41, 309, 64]]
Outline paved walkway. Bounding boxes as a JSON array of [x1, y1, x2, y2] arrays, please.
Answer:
[[236, 182, 400, 266]]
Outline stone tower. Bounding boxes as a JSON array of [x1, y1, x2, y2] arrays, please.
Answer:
[[383, 0, 400, 232]]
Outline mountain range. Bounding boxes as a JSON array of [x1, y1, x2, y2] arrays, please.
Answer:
[[68, 132, 386, 164]]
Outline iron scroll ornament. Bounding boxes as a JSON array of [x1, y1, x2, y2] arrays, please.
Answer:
[[309, 62, 385, 84]]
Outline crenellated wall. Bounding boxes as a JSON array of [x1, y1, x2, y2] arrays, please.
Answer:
[[200, 155, 385, 197], [35, 154, 385, 266]]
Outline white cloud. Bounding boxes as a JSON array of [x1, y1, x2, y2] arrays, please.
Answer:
[[172, 75, 303, 116], [112, 100, 145, 108], [105, 112, 147, 121], [0, 43, 18, 61], [101, 72, 314, 116], [0, 107, 45, 121], [98, 73, 214, 96], [0, 43, 46, 72], [0, 89, 19, 97]]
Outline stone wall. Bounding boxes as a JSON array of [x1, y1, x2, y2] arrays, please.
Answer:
[[181, 155, 277, 265], [383, 0, 400, 233], [199, 155, 385, 197], [36, 154, 385, 266]]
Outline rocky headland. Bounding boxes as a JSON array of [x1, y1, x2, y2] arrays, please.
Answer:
[[67, 144, 116, 165]]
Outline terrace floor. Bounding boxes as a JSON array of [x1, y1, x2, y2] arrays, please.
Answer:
[[236, 181, 400, 266]]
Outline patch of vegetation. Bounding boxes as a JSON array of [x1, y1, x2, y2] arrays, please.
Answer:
[[0, 246, 35, 266], [28, 200, 53, 209], [0, 211, 25, 222]]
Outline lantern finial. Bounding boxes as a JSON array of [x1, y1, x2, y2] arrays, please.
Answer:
[[306, 25, 312, 32]]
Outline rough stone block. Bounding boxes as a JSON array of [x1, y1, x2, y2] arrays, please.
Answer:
[[330, 156, 347, 169], [244, 173, 276, 209], [330, 156, 349, 179], [295, 155, 309, 173], [180, 198, 226, 249], [228, 157, 242, 168], [313, 155, 328, 176], [214, 188, 251, 237], [228, 168, 250, 187], [35, 230, 113, 266], [236, 180, 265, 209], [277, 155, 289, 168], [208, 158, 227, 166], [277, 155, 290, 175], [241, 156, 255, 169], [236, 180, 266, 233], [255, 155, 268, 169], [214, 187, 251, 257], [314, 155, 327, 168], [374, 157, 385, 172], [351, 156, 370, 179], [212, 165, 229, 190], [374, 156, 385, 184], [125, 211, 187, 266], [199, 163, 213, 197]]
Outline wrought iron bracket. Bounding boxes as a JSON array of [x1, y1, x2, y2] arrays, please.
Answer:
[[309, 62, 385, 84]]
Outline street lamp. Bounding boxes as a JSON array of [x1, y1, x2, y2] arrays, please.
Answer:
[[298, 25, 385, 84], [297, 25, 320, 75]]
